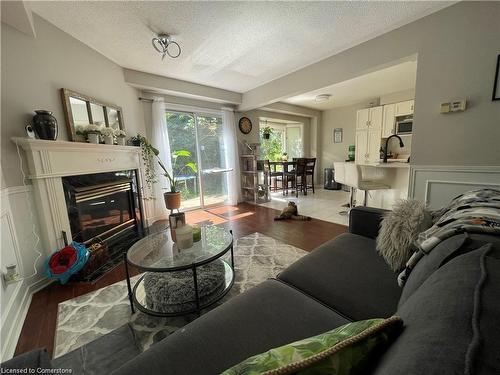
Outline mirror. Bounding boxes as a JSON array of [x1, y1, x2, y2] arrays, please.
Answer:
[[61, 88, 124, 142]]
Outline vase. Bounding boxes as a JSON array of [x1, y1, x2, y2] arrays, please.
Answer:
[[117, 137, 126, 146], [75, 134, 86, 142], [32, 110, 58, 140], [87, 132, 100, 144], [164, 192, 182, 211], [103, 135, 114, 145]]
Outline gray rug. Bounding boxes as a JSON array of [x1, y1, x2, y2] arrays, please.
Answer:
[[54, 232, 306, 358]]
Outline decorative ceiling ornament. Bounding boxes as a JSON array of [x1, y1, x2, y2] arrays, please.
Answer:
[[152, 34, 181, 60]]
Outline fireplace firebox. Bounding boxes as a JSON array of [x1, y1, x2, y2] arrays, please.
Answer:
[[62, 170, 144, 281]]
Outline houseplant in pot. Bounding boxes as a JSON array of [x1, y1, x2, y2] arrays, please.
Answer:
[[158, 150, 197, 211], [262, 126, 273, 140], [115, 129, 127, 145], [101, 127, 115, 145], [86, 124, 101, 144]]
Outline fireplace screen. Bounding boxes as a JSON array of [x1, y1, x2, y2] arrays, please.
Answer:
[[63, 171, 143, 246]]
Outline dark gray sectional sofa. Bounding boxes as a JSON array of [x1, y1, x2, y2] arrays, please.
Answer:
[[111, 206, 500, 375], [3, 207, 499, 374]]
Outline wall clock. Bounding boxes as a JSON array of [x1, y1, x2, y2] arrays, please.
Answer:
[[238, 117, 252, 134]]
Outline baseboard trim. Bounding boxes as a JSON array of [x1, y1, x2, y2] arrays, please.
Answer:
[[0, 277, 52, 361]]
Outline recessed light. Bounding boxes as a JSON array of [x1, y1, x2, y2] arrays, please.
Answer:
[[315, 94, 331, 102]]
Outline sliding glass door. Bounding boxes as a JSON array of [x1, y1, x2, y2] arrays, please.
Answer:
[[166, 110, 229, 210]]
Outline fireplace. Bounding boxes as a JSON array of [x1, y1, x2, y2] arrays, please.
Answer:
[[62, 170, 144, 280]]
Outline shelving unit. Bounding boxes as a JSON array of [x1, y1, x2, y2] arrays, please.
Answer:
[[240, 144, 269, 204]]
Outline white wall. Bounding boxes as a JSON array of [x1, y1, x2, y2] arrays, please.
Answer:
[[1, 14, 146, 188], [241, 2, 500, 169], [0, 182, 48, 361], [1, 14, 147, 359]]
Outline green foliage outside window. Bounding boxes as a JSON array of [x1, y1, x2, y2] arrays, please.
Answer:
[[260, 127, 284, 161]]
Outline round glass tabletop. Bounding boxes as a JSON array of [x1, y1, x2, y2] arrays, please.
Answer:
[[127, 225, 233, 271]]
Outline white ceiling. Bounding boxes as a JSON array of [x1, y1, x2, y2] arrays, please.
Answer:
[[283, 60, 418, 110], [28, 1, 450, 93]]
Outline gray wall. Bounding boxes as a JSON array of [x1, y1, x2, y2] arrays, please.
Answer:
[[241, 2, 500, 167], [1, 14, 146, 187]]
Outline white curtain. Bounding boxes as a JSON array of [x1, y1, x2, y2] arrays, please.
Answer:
[[152, 99, 172, 220], [222, 108, 241, 205]]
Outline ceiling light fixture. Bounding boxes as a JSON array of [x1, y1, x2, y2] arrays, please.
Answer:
[[315, 94, 331, 103], [152, 34, 181, 60]]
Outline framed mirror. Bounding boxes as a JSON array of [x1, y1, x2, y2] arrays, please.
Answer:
[[61, 88, 124, 142]]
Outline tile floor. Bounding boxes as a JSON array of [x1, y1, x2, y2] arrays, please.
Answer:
[[258, 187, 350, 225]]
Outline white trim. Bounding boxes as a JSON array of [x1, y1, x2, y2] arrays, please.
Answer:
[[0, 278, 52, 361], [164, 102, 222, 116], [409, 165, 500, 208], [0, 186, 30, 198]]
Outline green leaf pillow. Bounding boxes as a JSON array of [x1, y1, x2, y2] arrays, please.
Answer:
[[221, 316, 403, 375]]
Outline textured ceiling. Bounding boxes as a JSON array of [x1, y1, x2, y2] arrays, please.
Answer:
[[283, 60, 418, 110], [28, 1, 450, 93]]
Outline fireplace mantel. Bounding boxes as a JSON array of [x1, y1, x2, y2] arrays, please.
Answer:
[[12, 137, 149, 255]]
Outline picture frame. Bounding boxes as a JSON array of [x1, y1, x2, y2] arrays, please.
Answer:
[[333, 128, 343, 143], [493, 54, 500, 101]]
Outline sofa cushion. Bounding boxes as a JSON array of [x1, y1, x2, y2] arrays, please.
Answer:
[[372, 244, 493, 375], [278, 233, 401, 321], [111, 279, 349, 375], [399, 233, 500, 307], [221, 317, 403, 375]]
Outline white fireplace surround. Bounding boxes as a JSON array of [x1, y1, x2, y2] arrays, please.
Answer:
[[11, 137, 154, 256]]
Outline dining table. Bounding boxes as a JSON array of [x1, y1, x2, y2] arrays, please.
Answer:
[[268, 161, 297, 196]]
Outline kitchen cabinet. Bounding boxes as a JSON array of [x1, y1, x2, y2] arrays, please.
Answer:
[[355, 127, 381, 165], [382, 104, 396, 138], [356, 106, 383, 131], [395, 100, 414, 116]]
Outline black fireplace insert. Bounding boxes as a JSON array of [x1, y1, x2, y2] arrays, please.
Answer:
[[62, 170, 144, 281]]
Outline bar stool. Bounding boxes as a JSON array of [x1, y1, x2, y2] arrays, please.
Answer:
[[344, 164, 390, 207]]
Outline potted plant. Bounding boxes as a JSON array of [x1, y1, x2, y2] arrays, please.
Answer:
[[75, 125, 87, 142], [262, 126, 273, 140], [130, 134, 142, 147], [115, 129, 127, 146], [86, 124, 101, 144], [158, 150, 197, 210], [134, 134, 160, 200], [101, 127, 115, 145]]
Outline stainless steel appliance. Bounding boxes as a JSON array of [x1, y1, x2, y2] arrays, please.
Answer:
[[396, 118, 413, 135]]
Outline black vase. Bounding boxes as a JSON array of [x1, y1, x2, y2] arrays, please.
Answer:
[[32, 110, 58, 140]]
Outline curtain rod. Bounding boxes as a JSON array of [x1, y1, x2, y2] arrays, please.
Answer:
[[138, 97, 154, 103]]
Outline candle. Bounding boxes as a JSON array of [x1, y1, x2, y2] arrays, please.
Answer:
[[175, 225, 193, 250], [192, 224, 201, 242]]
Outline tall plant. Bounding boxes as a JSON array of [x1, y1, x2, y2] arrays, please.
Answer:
[[158, 151, 197, 193]]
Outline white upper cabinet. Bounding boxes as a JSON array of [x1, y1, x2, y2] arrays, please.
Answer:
[[382, 104, 396, 138], [395, 100, 415, 116], [356, 108, 370, 130], [356, 106, 383, 130]]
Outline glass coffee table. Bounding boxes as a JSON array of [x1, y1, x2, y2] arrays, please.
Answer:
[[124, 225, 234, 317]]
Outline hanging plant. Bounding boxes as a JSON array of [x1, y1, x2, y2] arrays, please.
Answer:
[[133, 134, 160, 200], [262, 126, 273, 140]]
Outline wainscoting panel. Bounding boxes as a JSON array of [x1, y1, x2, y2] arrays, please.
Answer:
[[409, 165, 500, 209], [0, 186, 49, 361]]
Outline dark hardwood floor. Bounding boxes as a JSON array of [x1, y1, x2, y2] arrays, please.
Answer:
[[14, 203, 347, 358]]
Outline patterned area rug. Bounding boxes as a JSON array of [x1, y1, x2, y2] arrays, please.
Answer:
[[54, 232, 306, 358]]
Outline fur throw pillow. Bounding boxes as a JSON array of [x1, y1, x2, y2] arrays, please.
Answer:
[[376, 199, 432, 272]]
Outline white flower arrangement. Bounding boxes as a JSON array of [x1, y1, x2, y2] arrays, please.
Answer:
[[114, 129, 127, 138], [100, 127, 115, 137], [75, 125, 87, 135], [86, 124, 101, 134]]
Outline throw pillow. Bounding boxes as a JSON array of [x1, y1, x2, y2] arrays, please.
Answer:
[[376, 199, 432, 272], [221, 316, 403, 375]]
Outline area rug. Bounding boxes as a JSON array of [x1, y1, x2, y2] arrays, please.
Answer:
[[54, 232, 306, 358]]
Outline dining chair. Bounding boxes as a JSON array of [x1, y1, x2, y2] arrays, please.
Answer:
[[267, 160, 283, 192], [284, 158, 307, 197], [304, 158, 316, 194]]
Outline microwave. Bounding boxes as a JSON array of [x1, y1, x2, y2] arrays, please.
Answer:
[[396, 119, 413, 134]]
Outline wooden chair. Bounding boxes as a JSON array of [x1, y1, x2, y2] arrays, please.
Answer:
[[284, 158, 307, 197], [304, 158, 316, 194], [267, 160, 283, 191]]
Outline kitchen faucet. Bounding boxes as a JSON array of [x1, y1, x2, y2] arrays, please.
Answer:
[[383, 135, 405, 163]]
